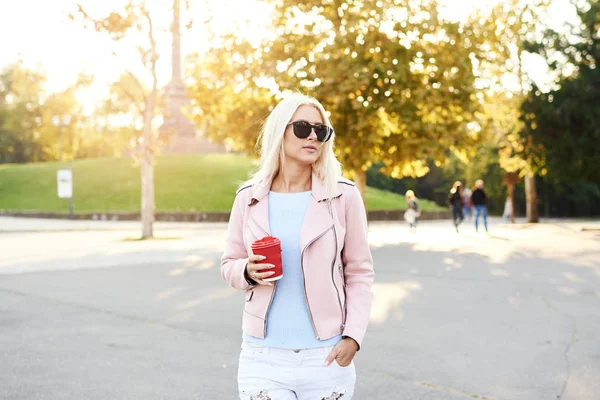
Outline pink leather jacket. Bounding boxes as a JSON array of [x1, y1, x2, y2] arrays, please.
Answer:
[[221, 173, 374, 348]]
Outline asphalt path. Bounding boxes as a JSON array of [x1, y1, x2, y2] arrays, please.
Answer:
[[1, 217, 599, 399]]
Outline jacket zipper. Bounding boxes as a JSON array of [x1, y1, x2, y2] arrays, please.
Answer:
[[339, 263, 347, 327], [328, 201, 344, 329], [249, 216, 276, 336], [301, 224, 333, 339], [250, 217, 270, 237], [263, 280, 277, 336]]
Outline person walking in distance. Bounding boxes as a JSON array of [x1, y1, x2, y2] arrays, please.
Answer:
[[404, 190, 420, 232], [462, 187, 473, 221], [221, 93, 374, 399], [472, 179, 489, 232], [502, 196, 512, 223], [448, 181, 464, 233]]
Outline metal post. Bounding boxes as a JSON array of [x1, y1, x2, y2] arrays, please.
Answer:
[[69, 160, 74, 219], [59, 126, 63, 162]]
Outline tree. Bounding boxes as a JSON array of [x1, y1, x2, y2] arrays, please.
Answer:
[[190, 0, 487, 203], [188, 49, 276, 155], [466, 0, 551, 222], [0, 62, 93, 164], [71, 1, 161, 238], [521, 0, 600, 183], [0, 61, 47, 163], [41, 73, 93, 162]]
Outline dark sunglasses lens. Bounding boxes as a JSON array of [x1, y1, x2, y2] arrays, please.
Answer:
[[314, 125, 332, 142], [291, 122, 332, 142], [293, 122, 312, 138]]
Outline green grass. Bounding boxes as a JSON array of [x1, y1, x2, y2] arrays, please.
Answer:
[[0, 154, 444, 213], [366, 186, 443, 211]]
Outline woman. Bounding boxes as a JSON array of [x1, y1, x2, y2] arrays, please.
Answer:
[[462, 187, 473, 221], [471, 179, 489, 232], [404, 190, 420, 232], [448, 181, 464, 233], [221, 94, 374, 399]]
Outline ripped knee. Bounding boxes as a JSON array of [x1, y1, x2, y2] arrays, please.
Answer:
[[321, 391, 346, 400], [242, 390, 272, 400]]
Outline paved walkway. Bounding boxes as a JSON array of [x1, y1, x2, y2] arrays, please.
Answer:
[[1, 217, 599, 399]]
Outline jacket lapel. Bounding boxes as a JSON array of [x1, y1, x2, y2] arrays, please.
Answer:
[[299, 193, 334, 252], [248, 195, 270, 240], [247, 172, 337, 249]]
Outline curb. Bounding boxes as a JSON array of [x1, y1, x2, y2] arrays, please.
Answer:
[[0, 210, 451, 223]]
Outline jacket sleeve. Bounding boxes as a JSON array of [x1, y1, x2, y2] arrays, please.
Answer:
[[341, 185, 374, 349], [221, 191, 254, 290]]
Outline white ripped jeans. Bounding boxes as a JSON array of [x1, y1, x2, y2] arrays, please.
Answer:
[[238, 341, 356, 400]]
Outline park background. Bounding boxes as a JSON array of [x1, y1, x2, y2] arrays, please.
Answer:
[[0, 0, 598, 237], [1, 2, 600, 399]]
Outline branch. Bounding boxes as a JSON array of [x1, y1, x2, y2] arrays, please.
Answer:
[[140, 3, 160, 86], [124, 67, 148, 99], [116, 83, 144, 117]]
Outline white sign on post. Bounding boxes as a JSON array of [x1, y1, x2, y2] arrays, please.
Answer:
[[57, 169, 73, 199]]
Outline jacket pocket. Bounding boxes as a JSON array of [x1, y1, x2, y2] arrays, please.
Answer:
[[245, 290, 254, 302]]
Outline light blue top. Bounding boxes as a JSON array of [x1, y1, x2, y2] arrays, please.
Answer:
[[244, 191, 342, 349]]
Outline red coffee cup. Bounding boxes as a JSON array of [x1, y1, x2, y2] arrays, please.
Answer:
[[251, 236, 283, 281]]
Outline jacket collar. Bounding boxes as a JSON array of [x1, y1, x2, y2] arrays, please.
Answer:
[[249, 171, 340, 205], [246, 171, 338, 250]]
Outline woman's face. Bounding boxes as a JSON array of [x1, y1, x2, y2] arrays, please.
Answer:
[[283, 105, 325, 166]]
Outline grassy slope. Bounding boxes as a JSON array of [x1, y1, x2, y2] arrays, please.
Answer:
[[0, 154, 443, 213]]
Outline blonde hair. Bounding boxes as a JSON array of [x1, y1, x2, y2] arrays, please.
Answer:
[[405, 190, 416, 200], [244, 93, 342, 198], [450, 181, 463, 195]]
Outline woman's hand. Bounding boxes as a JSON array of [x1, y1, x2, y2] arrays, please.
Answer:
[[245, 254, 275, 286], [324, 337, 359, 367]]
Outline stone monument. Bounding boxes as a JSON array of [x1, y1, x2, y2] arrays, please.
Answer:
[[160, 0, 226, 153]]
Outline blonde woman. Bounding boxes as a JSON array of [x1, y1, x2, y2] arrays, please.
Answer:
[[448, 181, 464, 232], [221, 94, 374, 399], [403, 190, 420, 232]]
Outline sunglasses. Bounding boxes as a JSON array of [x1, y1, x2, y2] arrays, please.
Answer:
[[286, 121, 334, 143]]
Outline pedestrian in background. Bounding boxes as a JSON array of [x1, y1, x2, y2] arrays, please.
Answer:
[[463, 187, 473, 221], [221, 93, 374, 399], [502, 196, 512, 223], [448, 181, 464, 233], [404, 189, 420, 232], [472, 179, 489, 232]]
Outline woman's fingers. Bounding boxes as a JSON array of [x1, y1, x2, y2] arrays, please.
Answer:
[[253, 277, 273, 286], [253, 270, 275, 279], [246, 260, 276, 286], [248, 254, 266, 263], [247, 263, 275, 273]]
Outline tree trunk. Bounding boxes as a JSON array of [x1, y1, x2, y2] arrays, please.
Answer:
[[141, 89, 156, 239], [353, 169, 367, 212], [507, 183, 515, 223], [525, 173, 538, 223]]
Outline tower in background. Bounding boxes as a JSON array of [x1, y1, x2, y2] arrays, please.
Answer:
[[161, 0, 225, 153]]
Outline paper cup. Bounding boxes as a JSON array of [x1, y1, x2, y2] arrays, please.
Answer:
[[251, 236, 283, 281]]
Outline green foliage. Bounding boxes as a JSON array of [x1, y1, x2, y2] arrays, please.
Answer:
[[537, 175, 600, 217], [0, 62, 92, 164], [521, 1, 600, 182], [0, 61, 46, 163], [368, 155, 509, 214], [189, 0, 490, 178], [188, 51, 275, 154]]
